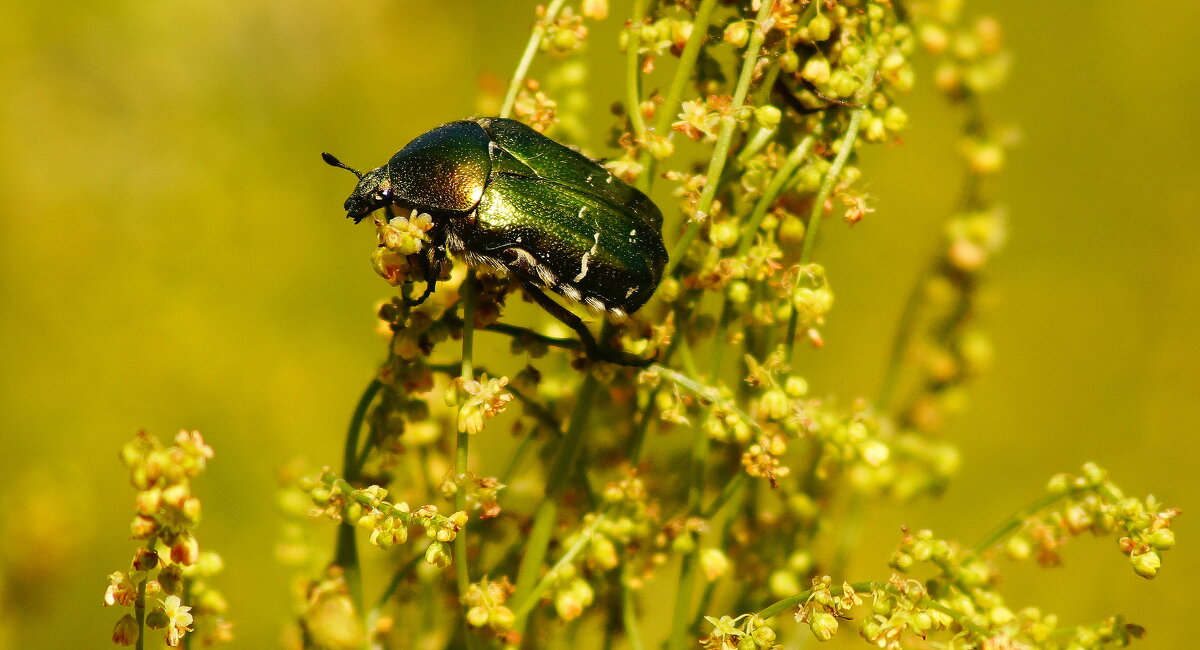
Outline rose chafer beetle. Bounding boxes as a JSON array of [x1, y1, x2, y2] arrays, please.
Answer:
[[323, 117, 667, 365]]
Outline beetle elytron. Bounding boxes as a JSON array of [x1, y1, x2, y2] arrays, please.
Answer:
[[323, 117, 667, 365]]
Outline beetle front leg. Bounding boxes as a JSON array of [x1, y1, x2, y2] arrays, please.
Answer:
[[518, 280, 654, 367], [406, 248, 445, 307]]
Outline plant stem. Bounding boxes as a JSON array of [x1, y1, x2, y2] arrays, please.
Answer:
[[784, 58, 880, 357], [334, 377, 382, 619], [369, 551, 423, 628], [513, 512, 608, 621], [736, 132, 820, 258], [134, 572, 147, 650], [876, 262, 931, 411], [969, 485, 1090, 558], [702, 472, 747, 519], [499, 0, 567, 120], [512, 368, 602, 631], [625, 0, 649, 140], [455, 271, 478, 643], [666, 551, 699, 650], [637, 0, 721, 192], [621, 565, 645, 650], [664, 0, 775, 278]]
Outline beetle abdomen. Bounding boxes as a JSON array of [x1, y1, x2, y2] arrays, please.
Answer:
[[468, 173, 665, 314]]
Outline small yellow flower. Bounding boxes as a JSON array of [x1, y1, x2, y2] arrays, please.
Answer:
[[457, 375, 513, 435], [159, 595, 194, 646], [103, 571, 138, 607]]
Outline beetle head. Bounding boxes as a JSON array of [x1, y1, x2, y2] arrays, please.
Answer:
[[323, 152, 394, 223]]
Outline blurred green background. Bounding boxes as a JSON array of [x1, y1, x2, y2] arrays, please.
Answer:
[[1, 1, 1196, 647]]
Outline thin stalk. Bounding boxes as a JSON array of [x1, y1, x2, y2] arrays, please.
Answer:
[[625, 0, 649, 140], [454, 271, 478, 643], [664, 0, 776, 278], [512, 513, 609, 621], [736, 132, 820, 258], [334, 377, 383, 619], [702, 472, 747, 519], [512, 369, 602, 630], [876, 262, 931, 411], [969, 485, 1091, 558], [829, 493, 865, 580], [666, 552, 700, 650], [369, 551, 423, 625], [784, 58, 880, 356], [499, 0, 567, 120], [636, 0, 721, 192], [500, 421, 541, 486], [134, 572, 148, 650], [622, 566, 645, 650]]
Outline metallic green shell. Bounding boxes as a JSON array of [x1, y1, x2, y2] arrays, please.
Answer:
[[387, 121, 491, 213], [462, 172, 666, 313], [474, 118, 663, 229]]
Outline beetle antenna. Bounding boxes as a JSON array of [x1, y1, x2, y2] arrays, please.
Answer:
[[321, 152, 364, 180]]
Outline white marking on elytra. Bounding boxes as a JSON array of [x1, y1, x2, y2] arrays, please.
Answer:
[[573, 231, 601, 282], [625, 287, 637, 299]]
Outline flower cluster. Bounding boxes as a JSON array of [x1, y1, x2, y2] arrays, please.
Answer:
[[701, 613, 779, 650], [464, 576, 518, 638], [370, 209, 434, 286], [105, 430, 230, 647], [454, 373, 513, 435], [304, 472, 468, 562], [1006, 464, 1181, 579]]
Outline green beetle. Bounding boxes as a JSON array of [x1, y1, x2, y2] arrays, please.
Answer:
[[323, 117, 667, 365]]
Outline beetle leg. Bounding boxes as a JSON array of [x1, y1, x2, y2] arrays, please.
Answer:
[[518, 279, 655, 367], [406, 248, 444, 307]]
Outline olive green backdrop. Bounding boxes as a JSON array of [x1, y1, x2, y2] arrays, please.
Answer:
[[0, 1, 1195, 647]]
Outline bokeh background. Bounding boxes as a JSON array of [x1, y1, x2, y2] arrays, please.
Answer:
[[1, 1, 1196, 647]]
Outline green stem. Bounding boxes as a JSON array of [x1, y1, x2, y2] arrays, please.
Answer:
[[636, 0, 720, 192], [625, 0, 649, 139], [369, 551, 423, 625], [969, 484, 1091, 558], [736, 132, 820, 258], [702, 472, 747, 519], [513, 513, 608, 621], [345, 379, 383, 479], [876, 262, 931, 411], [829, 493, 865, 580], [785, 59, 880, 357], [664, 0, 775, 278], [455, 271, 478, 641], [134, 572, 147, 650], [621, 566, 645, 650], [334, 377, 382, 620], [666, 551, 699, 650], [499, 0, 567, 120], [512, 370, 601, 631]]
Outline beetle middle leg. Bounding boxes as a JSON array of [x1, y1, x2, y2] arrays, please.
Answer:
[[517, 280, 654, 367]]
